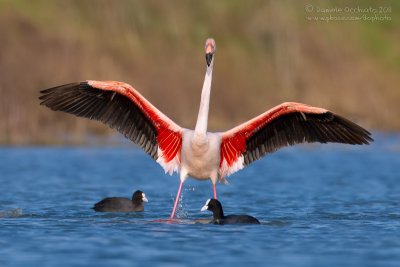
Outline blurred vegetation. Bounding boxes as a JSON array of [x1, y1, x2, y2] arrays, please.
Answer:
[[0, 0, 399, 145]]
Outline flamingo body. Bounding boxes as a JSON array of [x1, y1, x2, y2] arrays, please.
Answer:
[[39, 38, 372, 219], [181, 130, 221, 182]]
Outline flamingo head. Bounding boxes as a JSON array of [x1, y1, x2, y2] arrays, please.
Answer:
[[205, 38, 216, 67]]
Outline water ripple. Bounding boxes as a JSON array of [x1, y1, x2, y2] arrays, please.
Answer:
[[0, 143, 399, 267]]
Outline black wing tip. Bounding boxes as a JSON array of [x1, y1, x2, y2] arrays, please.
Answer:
[[37, 80, 159, 159], [40, 82, 82, 94], [39, 82, 88, 104], [244, 110, 374, 166], [327, 111, 374, 145]]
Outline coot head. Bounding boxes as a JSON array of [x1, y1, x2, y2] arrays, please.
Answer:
[[132, 190, 148, 204], [201, 198, 224, 219]]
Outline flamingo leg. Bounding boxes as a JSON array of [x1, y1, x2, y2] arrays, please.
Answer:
[[213, 184, 217, 199], [170, 181, 184, 219]]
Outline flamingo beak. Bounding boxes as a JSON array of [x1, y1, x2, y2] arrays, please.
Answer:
[[205, 53, 213, 67], [142, 193, 148, 203]]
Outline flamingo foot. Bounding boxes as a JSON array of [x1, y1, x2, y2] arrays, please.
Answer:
[[170, 181, 184, 219]]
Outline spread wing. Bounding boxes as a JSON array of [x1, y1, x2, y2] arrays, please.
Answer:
[[219, 102, 373, 177], [39, 80, 183, 174]]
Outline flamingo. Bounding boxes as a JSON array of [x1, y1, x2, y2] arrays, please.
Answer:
[[39, 38, 373, 219]]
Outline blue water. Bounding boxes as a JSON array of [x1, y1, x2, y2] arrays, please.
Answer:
[[1, 134, 400, 267]]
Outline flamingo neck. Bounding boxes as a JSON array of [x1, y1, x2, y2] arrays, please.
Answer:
[[194, 62, 213, 139]]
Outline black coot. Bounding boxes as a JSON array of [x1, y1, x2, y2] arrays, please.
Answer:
[[93, 190, 148, 212], [200, 198, 260, 224]]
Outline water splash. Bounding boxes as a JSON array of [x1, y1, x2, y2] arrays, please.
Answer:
[[169, 186, 197, 219], [176, 191, 188, 219], [185, 185, 196, 192]]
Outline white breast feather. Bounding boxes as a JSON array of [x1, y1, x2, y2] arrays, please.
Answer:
[[218, 155, 244, 178], [156, 147, 180, 175]]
